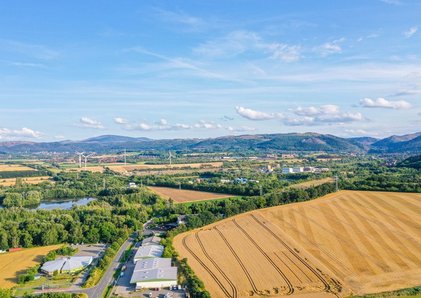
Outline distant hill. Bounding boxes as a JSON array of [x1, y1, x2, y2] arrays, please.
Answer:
[[397, 155, 421, 170], [82, 135, 150, 143], [348, 137, 379, 151], [370, 132, 421, 153], [0, 132, 419, 154]]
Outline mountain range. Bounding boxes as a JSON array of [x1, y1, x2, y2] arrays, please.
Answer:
[[0, 132, 420, 154]]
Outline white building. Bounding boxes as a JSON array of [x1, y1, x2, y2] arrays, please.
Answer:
[[141, 236, 161, 247], [128, 182, 137, 188], [292, 167, 304, 173], [282, 167, 293, 174], [177, 215, 188, 226], [41, 256, 93, 275], [133, 244, 164, 263], [130, 257, 177, 290]]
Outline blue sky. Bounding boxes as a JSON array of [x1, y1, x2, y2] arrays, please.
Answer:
[[0, 0, 420, 141]]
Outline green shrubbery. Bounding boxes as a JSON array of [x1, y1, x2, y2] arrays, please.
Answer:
[[18, 265, 40, 284], [43, 245, 77, 262]]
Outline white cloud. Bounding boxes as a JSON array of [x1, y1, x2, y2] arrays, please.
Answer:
[[158, 118, 168, 125], [359, 97, 412, 109], [267, 43, 301, 62], [236, 104, 362, 125], [79, 117, 104, 129], [128, 119, 225, 131], [286, 104, 364, 126], [315, 38, 345, 56], [194, 30, 301, 62], [235, 106, 282, 120], [227, 126, 256, 132], [114, 117, 129, 125], [404, 26, 418, 38], [344, 129, 370, 135], [0, 127, 42, 139], [193, 120, 223, 129]]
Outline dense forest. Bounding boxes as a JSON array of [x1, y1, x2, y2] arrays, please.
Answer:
[[0, 187, 159, 250]]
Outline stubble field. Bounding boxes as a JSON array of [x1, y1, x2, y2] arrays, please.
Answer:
[[0, 176, 51, 186], [173, 190, 421, 297], [0, 245, 62, 288], [0, 164, 34, 172], [149, 186, 233, 203]]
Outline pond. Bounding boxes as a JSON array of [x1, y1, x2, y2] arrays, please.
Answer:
[[0, 197, 96, 210]]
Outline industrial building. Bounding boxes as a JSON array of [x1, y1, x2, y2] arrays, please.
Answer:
[[130, 249, 178, 289], [133, 244, 164, 263], [141, 236, 161, 246], [130, 264, 177, 289], [40, 256, 93, 275]]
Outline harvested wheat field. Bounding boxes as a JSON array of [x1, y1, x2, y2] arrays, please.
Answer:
[[173, 190, 421, 297], [110, 162, 223, 173], [0, 245, 62, 288], [0, 164, 34, 172], [0, 176, 51, 187], [149, 186, 233, 203], [289, 177, 335, 189]]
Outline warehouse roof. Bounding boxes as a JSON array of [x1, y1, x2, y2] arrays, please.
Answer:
[[134, 257, 171, 271], [130, 267, 177, 283], [134, 244, 164, 260], [141, 236, 162, 246], [41, 256, 93, 273]]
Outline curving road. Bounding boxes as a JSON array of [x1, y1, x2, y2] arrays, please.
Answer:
[[34, 234, 135, 298]]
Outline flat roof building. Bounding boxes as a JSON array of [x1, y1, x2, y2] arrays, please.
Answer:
[[130, 257, 177, 290], [133, 244, 164, 263], [141, 236, 161, 247]]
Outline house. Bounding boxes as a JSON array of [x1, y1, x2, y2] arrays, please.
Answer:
[[41, 256, 93, 275], [234, 178, 247, 184], [292, 167, 304, 173], [177, 215, 188, 226], [128, 182, 137, 188], [141, 236, 161, 246], [133, 244, 164, 263], [130, 257, 177, 290], [282, 167, 293, 174]]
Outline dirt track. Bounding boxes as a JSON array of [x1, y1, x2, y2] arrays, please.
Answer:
[[173, 191, 421, 297]]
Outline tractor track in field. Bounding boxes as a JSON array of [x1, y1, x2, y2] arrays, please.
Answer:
[[214, 226, 261, 296], [181, 235, 233, 298], [232, 219, 294, 295], [195, 231, 238, 298], [250, 214, 337, 297], [275, 251, 305, 283]]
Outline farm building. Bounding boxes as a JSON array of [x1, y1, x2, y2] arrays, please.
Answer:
[[133, 244, 164, 263], [141, 236, 161, 246], [130, 257, 177, 290], [292, 167, 304, 173], [282, 167, 293, 174], [41, 256, 93, 275]]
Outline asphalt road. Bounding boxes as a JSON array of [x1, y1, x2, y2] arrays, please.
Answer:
[[34, 235, 135, 298]]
